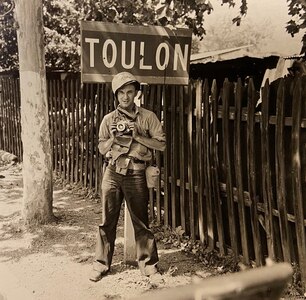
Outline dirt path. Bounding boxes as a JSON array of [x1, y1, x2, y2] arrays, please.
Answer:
[[0, 162, 215, 300]]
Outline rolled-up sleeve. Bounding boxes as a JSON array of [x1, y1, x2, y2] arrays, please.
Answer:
[[148, 112, 166, 142], [99, 117, 110, 143]]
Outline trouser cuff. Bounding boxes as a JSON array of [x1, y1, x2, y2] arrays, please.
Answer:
[[93, 261, 109, 273]]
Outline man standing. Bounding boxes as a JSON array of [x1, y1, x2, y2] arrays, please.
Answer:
[[90, 72, 166, 282]]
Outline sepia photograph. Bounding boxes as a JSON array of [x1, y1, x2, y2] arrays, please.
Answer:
[[0, 0, 305, 299]]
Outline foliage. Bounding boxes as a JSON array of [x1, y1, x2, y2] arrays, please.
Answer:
[[151, 223, 240, 273], [0, 0, 304, 71], [286, 0, 306, 53], [200, 17, 272, 53], [0, 0, 18, 70]]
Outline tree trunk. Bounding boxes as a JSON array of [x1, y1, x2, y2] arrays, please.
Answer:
[[14, 0, 54, 224]]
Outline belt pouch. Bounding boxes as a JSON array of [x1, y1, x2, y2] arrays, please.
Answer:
[[115, 157, 130, 175]]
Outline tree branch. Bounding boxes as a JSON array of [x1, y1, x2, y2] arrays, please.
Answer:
[[0, 1, 15, 18], [296, 0, 306, 8]]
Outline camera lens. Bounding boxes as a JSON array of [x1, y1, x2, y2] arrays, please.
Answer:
[[116, 121, 126, 132]]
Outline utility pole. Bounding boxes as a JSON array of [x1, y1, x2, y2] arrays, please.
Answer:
[[14, 0, 54, 224]]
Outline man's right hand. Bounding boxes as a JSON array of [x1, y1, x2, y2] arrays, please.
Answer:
[[109, 123, 117, 138]]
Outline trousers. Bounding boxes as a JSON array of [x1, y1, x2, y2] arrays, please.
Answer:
[[93, 166, 159, 276]]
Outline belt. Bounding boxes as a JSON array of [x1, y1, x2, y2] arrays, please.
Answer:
[[108, 164, 146, 174], [107, 156, 146, 172], [127, 156, 145, 164], [128, 159, 146, 170]]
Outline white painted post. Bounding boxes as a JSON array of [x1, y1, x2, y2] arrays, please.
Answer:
[[124, 205, 137, 265]]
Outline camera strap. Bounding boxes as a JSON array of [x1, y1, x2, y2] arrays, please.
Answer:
[[117, 105, 138, 121]]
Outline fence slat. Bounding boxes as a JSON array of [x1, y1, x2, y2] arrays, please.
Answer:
[[48, 80, 54, 169], [9, 78, 17, 157], [148, 85, 156, 221], [234, 78, 250, 264], [247, 79, 262, 265], [222, 79, 238, 257], [260, 79, 276, 260], [66, 79, 71, 181], [210, 80, 226, 255], [61, 80, 67, 179], [80, 84, 85, 185], [203, 79, 214, 250], [155, 85, 162, 224], [2, 79, 9, 151], [187, 83, 195, 239], [94, 84, 101, 192], [275, 78, 291, 262], [195, 80, 205, 243], [56, 80, 63, 177], [179, 85, 186, 230], [70, 79, 76, 183], [75, 79, 80, 182], [170, 85, 178, 228], [163, 86, 170, 226], [89, 84, 95, 189], [291, 78, 306, 288]]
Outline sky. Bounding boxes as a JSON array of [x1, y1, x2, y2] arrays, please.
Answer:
[[202, 0, 303, 56]]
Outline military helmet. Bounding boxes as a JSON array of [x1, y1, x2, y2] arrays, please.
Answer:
[[111, 72, 140, 95]]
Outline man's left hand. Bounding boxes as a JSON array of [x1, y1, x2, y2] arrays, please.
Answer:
[[131, 122, 140, 139]]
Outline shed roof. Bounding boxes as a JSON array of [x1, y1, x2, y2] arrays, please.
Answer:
[[190, 45, 283, 64]]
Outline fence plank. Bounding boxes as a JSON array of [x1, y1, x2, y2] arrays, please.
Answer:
[[70, 80, 76, 183], [84, 84, 90, 187], [291, 77, 306, 288], [163, 86, 170, 226], [56, 80, 63, 177], [52, 80, 58, 173], [260, 79, 276, 260], [75, 79, 81, 183], [66, 80, 71, 181], [275, 78, 291, 262], [2, 79, 9, 151], [195, 80, 205, 243], [156, 85, 162, 224], [211, 80, 226, 255], [94, 84, 101, 192], [12, 78, 22, 159], [89, 84, 95, 189], [147, 85, 156, 221], [247, 79, 262, 265], [80, 84, 85, 185], [48, 80, 54, 169], [8, 78, 17, 156], [0, 78, 3, 149], [222, 79, 238, 257], [4, 79, 13, 153], [61, 80, 67, 179], [179, 85, 186, 230], [187, 83, 196, 239], [234, 78, 250, 264], [203, 79, 214, 250]]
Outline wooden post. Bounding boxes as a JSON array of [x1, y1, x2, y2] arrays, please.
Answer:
[[124, 205, 137, 265]]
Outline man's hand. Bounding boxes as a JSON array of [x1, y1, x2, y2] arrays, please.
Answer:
[[109, 123, 117, 138], [131, 122, 140, 139]]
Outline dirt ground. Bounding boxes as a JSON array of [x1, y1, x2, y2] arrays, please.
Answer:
[[0, 161, 221, 300], [0, 161, 300, 300]]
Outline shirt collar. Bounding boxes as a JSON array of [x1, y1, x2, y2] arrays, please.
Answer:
[[117, 104, 139, 120]]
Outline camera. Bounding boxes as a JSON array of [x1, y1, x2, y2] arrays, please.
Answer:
[[116, 120, 133, 135]]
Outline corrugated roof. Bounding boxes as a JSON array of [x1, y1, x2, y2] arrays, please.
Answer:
[[190, 45, 286, 64]]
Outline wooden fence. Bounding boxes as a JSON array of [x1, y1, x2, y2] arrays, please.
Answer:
[[1, 74, 306, 286], [0, 76, 22, 160]]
